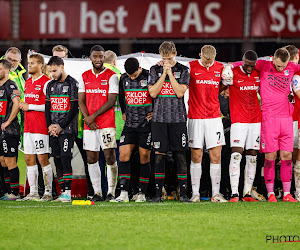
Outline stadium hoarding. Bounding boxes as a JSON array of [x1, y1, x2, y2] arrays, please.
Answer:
[[251, 0, 300, 38], [19, 0, 244, 39], [0, 0, 11, 40]]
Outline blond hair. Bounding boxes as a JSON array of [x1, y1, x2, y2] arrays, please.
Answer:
[[159, 41, 176, 56], [201, 45, 216, 60], [52, 45, 68, 55], [104, 50, 117, 64]]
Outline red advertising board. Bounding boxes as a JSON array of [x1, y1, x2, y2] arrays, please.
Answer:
[[19, 0, 244, 39], [251, 0, 300, 38], [0, 0, 11, 40]]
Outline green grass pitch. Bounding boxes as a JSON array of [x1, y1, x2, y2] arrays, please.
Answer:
[[0, 201, 300, 249]]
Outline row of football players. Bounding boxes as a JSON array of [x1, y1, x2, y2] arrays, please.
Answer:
[[0, 42, 300, 203]]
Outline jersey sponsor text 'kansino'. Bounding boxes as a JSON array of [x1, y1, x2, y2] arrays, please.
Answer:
[[50, 95, 70, 112], [125, 89, 152, 106]]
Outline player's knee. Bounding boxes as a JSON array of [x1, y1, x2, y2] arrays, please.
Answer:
[[119, 152, 130, 162], [191, 152, 202, 163], [25, 155, 36, 166], [87, 155, 97, 164], [5, 158, 17, 169], [210, 152, 221, 164], [140, 152, 150, 164], [280, 152, 292, 161]]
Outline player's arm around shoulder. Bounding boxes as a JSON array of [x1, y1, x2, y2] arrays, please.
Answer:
[[148, 65, 165, 98]]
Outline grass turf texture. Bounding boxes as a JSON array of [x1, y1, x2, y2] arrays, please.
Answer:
[[0, 201, 300, 249]]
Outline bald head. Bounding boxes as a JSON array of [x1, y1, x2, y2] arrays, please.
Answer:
[[104, 50, 117, 66]]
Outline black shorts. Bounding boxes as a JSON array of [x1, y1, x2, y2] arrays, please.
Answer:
[[152, 122, 188, 153], [120, 124, 152, 150], [50, 133, 75, 158], [0, 134, 20, 157]]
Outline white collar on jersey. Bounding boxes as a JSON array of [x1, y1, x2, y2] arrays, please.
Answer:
[[198, 59, 214, 69], [31, 74, 44, 83], [92, 67, 107, 77]]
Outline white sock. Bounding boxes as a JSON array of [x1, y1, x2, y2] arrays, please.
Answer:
[[190, 161, 202, 196], [65, 190, 71, 196], [27, 165, 38, 195], [88, 162, 102, 196], [229, 152, 242, 195], [121, 190, 128, 197], [107, 162, 118, 196], [244, 155, 257, 196], [210, 163, 221, 197], [284, 192, 290, 196], [268, 192, 275, 197], [42, 164, 53, 195]]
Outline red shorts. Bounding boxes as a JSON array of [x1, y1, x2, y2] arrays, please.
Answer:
[[261, 116, 293, 153]]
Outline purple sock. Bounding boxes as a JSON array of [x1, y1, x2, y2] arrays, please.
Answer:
[[281, 160, 292, 194], [264, 159, 275, 193]]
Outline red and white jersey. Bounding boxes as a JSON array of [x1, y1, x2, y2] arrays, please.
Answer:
[[227, 66, 261, 124], [24, 74, 50, 135], [188, 60, 224, 119], [79, 68, 118, 130]]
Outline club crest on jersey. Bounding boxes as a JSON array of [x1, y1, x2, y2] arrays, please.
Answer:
[[125, 81, 129, 86], [140, 80, 147, 87], [214, 71, 220, 77], [284, 70, 289, 76], [10, 85, 15, 89], [62, 86, 69, 92], [153, 141, 160, 149], [158, 73, 162, 77], [35, 86, 41, 90], [101, 80, 108, 85], [120, 135, 125, 143], [0, 90, 4, 97], [174, 72, 181, 78]]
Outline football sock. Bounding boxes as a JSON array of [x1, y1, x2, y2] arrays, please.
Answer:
[[244, 155, 257, 196], [175, 151, 187, 196], [9, 167, 19, 196], [27, 165, 38, 195], [210, 163, 221, 197], [139, 162, 151, 194], [88, 162, 102, 196], [61, 156, 72, 193], [281, 160, 292, 196], [154, 154, 165, 197], [42, 164, 53, 195], [3, 167, 11, 194], [107, 161, 118, 196], [229, 152, 242, 195], [119, 161, 130, 192], [190, 161, 202, 197], [264, 159, 275, 195], [54, 157, 65, 192]]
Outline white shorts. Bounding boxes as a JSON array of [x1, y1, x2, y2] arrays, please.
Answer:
[[188, 118, 225, 149], [293, 121, 298, 148], [230, 123, 261, 150], [23, 133, 50, 155], [83, 127, 117, 151]]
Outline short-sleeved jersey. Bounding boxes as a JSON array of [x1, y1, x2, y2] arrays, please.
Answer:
[[46, 75, 78, 134], [188, 60, 224, 119], [227, 66, 261, 124], [79, 68, 118, 130], [119, 69, 152, 128], [148, 62, 190, 123], [0, 79, 20, 136], [256, 60, 300, 118], [24, 74, 49, 135]]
